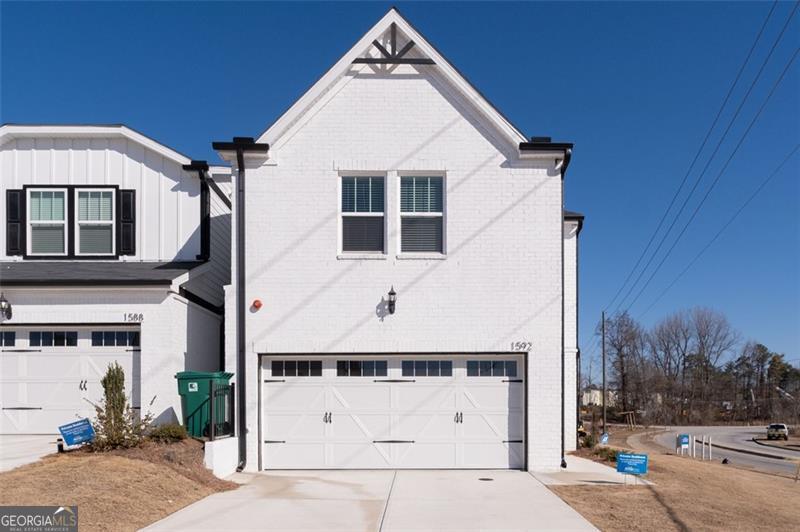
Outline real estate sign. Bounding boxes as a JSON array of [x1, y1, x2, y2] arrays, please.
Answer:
[[616, 453, 648, 476], [678, 434, 690, 449], [58, 418, 95, 446]]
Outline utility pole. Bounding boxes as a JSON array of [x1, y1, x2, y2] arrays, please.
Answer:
[[602, 310, 606, 435]]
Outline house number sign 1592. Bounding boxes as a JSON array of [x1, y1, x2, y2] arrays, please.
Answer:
[[124, 313, 144, 322], [510, 341, 532, 352]]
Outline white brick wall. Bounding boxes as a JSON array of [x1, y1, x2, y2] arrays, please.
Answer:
[[233, 64, 573, 472], [564, 221, 579, 452]]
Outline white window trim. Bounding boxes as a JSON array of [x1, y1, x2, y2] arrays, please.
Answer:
[[338, 174, 387, 255], [26, 188, 68, 256], [74, 188, 116, 256], [397, 174, 447, 257]]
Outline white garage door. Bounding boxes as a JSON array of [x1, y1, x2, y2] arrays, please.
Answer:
[[260, 355, 525, 469], [0, 327, 140, 434]]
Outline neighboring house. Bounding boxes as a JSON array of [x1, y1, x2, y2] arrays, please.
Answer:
[[0, 124, 231, 433], [582, 387, 618, 408], [215, 8, 584, 472]]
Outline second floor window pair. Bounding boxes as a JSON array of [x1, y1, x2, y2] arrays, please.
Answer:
[[341, 176, 444, 254], [28, 188, 114, 256]]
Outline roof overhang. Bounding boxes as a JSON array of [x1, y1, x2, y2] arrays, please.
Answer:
[[0, 123, 196, 171]]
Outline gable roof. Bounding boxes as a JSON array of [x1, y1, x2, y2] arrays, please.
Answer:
[[257, 7, 529, 151], [0, 123, 195, 168]]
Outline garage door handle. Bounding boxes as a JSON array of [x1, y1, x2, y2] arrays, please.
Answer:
[[454, 412, 463, 423], [263, 440, 286, 444], [373, 440, 414, 444], [503, 440, 523, 443], [2, 407, 43, 410], [263, 379, 286, 383]]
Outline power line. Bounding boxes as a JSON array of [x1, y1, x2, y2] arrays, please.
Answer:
[[638, 142, 800, 318], [612, 1, 800, 314], [604, 0, 780, 312], [624, 45, 800, 312]]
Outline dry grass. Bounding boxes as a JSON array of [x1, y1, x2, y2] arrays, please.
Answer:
[[554, 447, 800, 531], [0, 439, 236, 532]]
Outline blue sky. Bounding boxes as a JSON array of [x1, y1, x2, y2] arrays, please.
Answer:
[[2, 2, 798, 373]]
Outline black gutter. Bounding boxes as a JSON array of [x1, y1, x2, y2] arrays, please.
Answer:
[[211, 136, 269, 473], [183, 161, 212, 261], [178, 286, 224, 316], [559, 145, 574, 469], [520, 141, 574, 179]]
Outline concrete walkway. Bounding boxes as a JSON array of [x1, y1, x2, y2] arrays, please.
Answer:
[[0, 435, 57, 472], [143, 470, 596, 531], [532, 455, 650, 486]]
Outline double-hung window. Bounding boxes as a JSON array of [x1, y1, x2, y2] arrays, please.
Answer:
[[400, 176, 444, 253], [76, 189, 115, 255], [27, 189, 67, 255], [341, 176, 385, 253]]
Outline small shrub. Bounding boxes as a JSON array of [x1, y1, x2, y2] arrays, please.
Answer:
[[149, 423, 188, 444], [581, 433, 596, 448], [90, 362, 152, 451], [593, 446, 619, 463]]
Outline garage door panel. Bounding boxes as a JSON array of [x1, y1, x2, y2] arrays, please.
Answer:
[[329, 413, 391, 441], [462, 442, 524, 469], [329, 385, 391, 411], [461, 386, 524, 410], [330, 443, 392, 468], [27, 354, 81, 379], [264, 385, 325, 411], [264, 413, 326, 440], [396, 385, 456, 411], [264, 443, 326, 469], [1, 354, 21, 377], [396, 443, 457, 468], [395, 413, 457, 440]]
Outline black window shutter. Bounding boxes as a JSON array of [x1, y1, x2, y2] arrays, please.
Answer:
[[118, 190, 136, 255], [6, 189, 24, 255]]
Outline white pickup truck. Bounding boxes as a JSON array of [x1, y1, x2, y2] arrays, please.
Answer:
[[767, 423, 789, 441]]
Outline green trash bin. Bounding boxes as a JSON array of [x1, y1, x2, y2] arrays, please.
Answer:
[[175, 371, 233, 438]]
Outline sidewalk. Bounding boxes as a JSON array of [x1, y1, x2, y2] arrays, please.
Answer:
[[531, 455, 652, 486]]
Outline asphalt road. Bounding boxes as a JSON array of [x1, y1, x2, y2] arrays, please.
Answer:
[[652, 425, 800, 477]]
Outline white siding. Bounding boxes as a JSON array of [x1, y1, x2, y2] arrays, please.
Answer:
[[0, 135, 201, 262], [564, 220, 579, 452]]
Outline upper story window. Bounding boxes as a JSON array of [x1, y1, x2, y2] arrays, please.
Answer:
[[400, 176, 444, 253], [28, 189, 67, 255], [341, 176, 384, 253], [7, 186, 134, 259], [76, 190, 115, 255]]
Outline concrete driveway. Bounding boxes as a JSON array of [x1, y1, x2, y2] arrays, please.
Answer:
[[144, 469, 596, 531], [0, 435, 57, 472]]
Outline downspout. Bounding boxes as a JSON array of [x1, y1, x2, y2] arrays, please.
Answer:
[[558, 147, 572, 469], [211, 137, 269, 473]]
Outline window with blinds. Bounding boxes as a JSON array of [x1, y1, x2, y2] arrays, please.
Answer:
[[341, 176, 384, 253], [28, 189, 67, 255], [76, 190, 114, 255], [400, 176, 444, 253]]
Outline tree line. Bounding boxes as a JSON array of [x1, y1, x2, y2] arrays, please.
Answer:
[[588, 307, 800, 425]]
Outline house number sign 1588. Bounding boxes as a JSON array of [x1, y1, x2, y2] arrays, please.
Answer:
[[124, 313, 144, 322]]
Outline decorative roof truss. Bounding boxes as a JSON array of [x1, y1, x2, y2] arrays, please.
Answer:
[[353, 23, 435, 65]]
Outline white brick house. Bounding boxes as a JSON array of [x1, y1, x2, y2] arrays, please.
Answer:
[[216, 8, 583, 472], [0, 124, 231, 433]]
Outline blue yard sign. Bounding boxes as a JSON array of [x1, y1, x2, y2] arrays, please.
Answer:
[[616, 453, 648, 475], [600, 433, 609, 445], [58, 418, 96, 446], [678, 434, 690, 449]]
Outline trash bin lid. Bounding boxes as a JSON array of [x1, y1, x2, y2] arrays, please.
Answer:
[[175, 371, 234, 379]]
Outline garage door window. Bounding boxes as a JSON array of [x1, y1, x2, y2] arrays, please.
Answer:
[[336, 360, 388, 377], [29, 331, 78, 347], [272, 360, 322, 377], [466, 360, 517, 377], [401, 360, 453, 377], [91, 331, 140, 347], [0, 331, 15, 346]]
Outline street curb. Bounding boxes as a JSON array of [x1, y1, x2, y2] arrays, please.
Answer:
[[750, 438, 800, 453], [696, 438, 788, 461]]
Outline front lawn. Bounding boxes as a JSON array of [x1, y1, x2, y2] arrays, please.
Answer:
[[0, 439, 236, 532]]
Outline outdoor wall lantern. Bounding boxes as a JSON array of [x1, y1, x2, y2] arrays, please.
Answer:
[[0, 293, 11, 321], [387, 286, 397, 315]]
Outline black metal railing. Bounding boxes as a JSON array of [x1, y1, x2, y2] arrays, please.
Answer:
[[208, 381, 235, 440]]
